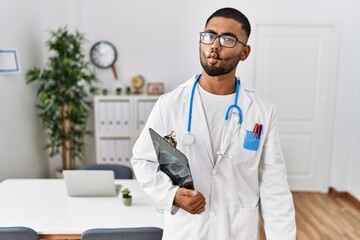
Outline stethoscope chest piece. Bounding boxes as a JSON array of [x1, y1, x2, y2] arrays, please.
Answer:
[[181, 132, 195, 146]]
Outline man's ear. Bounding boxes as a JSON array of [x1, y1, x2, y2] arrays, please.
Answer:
[[240, 45, 251, 61]]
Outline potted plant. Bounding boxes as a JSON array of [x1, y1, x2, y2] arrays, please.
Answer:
[[27, 26, 98, 174], [121, 188, 132, 206]]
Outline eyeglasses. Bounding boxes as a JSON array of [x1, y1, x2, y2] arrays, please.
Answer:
[[199, 32, 247, 48]]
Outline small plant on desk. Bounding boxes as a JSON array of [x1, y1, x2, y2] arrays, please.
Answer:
[[121, 188, 132, 206]]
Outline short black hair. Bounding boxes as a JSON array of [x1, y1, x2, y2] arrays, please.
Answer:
[[205, 7, 251, 38]]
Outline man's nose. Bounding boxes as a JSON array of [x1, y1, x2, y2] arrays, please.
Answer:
[[211, 36, 222, 50]]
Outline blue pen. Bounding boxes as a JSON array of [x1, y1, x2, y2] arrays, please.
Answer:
[[258, 124, 263, 139]]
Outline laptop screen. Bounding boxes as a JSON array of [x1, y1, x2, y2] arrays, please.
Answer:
[[63, 170, 119, 197]]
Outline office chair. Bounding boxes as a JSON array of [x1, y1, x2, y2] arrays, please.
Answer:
[[81, 227, 163, 240], [0, 227, 39, 240], [79, 164, 133, 179]]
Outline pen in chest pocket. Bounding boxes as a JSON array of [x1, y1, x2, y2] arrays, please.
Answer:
[[253, 123, 262, 139]]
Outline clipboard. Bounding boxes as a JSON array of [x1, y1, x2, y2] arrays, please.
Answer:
[[149, 128, 194, 189]]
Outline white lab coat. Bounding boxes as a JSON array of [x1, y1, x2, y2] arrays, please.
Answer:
[[131, 75, 296, 240]]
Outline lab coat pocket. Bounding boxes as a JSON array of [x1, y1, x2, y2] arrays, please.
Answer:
[[243, 130, 260, 151], [230, 205, 259, 240], [231, 130, 260, 167]]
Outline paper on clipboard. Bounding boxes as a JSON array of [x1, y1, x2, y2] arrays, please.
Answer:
[[149, 128, 194, 189]]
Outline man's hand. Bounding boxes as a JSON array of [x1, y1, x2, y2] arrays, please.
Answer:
[[173, 188, 206, 214]]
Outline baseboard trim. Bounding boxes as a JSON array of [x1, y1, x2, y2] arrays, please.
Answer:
[[328, 187, 348, 197], [328, 187, 360, 210]]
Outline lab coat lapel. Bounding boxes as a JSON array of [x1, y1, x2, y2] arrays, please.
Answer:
[[216, 83, 252, 164], [238, 85, 252, 128]]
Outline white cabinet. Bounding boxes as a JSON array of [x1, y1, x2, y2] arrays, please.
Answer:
[[94, 95, 158, 168]]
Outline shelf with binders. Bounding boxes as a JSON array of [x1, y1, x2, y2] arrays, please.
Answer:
[[136, 98, 157, 132], [96, 98, 131, 134], [98, 137, 132, 167], [94, 95, 159, 167]]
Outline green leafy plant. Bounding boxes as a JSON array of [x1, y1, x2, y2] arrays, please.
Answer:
[[27, 26, 98, 170], [121, 188, 131, 198]]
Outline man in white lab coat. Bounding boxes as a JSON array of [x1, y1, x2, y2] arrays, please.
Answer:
[[131, 7, 296, 240]]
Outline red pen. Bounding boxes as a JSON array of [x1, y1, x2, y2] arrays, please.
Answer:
[[253, 123, 259, 138]]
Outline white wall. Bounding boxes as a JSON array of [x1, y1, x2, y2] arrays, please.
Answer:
[[0, 0, 48, 180], [330, 0, 360, 199], [0, 0, 359, 199]]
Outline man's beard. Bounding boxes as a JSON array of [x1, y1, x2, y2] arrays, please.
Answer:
[[200, 51, 240, 76]]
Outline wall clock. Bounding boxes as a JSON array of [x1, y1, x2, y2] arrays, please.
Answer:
[[90, 41, 118, 79]]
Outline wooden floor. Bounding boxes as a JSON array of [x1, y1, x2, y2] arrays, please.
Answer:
[[259, 192, 360, 240]]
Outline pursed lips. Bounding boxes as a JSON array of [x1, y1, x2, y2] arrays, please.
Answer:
[[208, 52, 220, 64], [209, 52, 220, 60]]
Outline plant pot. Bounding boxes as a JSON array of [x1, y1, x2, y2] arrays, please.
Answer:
[[122, 197, 132, 206]]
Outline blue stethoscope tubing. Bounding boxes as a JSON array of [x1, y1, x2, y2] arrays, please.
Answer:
[[181, 74, 243, 146]]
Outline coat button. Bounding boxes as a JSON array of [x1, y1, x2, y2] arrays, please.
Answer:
[[210, 211, 216, 217], [211, 170, 217, 175]]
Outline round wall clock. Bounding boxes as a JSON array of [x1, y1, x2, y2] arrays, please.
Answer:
[[90, 41, 118, 79]]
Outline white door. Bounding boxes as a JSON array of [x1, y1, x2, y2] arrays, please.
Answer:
[[252, 21, 340, 191]]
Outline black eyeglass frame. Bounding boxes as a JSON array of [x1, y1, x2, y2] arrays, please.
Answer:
[[199, 31, 247, 48]]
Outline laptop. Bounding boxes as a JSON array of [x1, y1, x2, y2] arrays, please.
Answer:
[[63, 170, 121, 197]]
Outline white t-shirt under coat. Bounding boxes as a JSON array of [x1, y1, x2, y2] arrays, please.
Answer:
[[197, 84, 235, 163]]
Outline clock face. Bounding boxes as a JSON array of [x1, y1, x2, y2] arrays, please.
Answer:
[[90, 41, 117, 69]]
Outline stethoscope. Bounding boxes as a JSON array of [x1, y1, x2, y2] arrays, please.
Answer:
[[181, 74, 243, 146]]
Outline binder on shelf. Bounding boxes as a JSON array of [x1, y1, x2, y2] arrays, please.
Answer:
[[99, 101, 108, 132], [137, 101, 145, 131], [115, 138, 123, 162], [106, 102, 116, 132], [122, 101, 130, 131], [124, 139, 131, 162], [107, 139, 116, 162], [114, 101, 122, 131], [100, 139, 109, 163]]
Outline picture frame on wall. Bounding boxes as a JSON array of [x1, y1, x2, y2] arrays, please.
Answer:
[[147, 82, 164, 95], [0, 49, 21, 74]]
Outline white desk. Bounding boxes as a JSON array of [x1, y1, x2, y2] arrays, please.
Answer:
[[0, 179, 164, 240]]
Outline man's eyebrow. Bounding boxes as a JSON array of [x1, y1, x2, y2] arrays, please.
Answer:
[[203, 30, 238, 38], [203, 29, 217, 34], [221, 32, 238, 38]]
